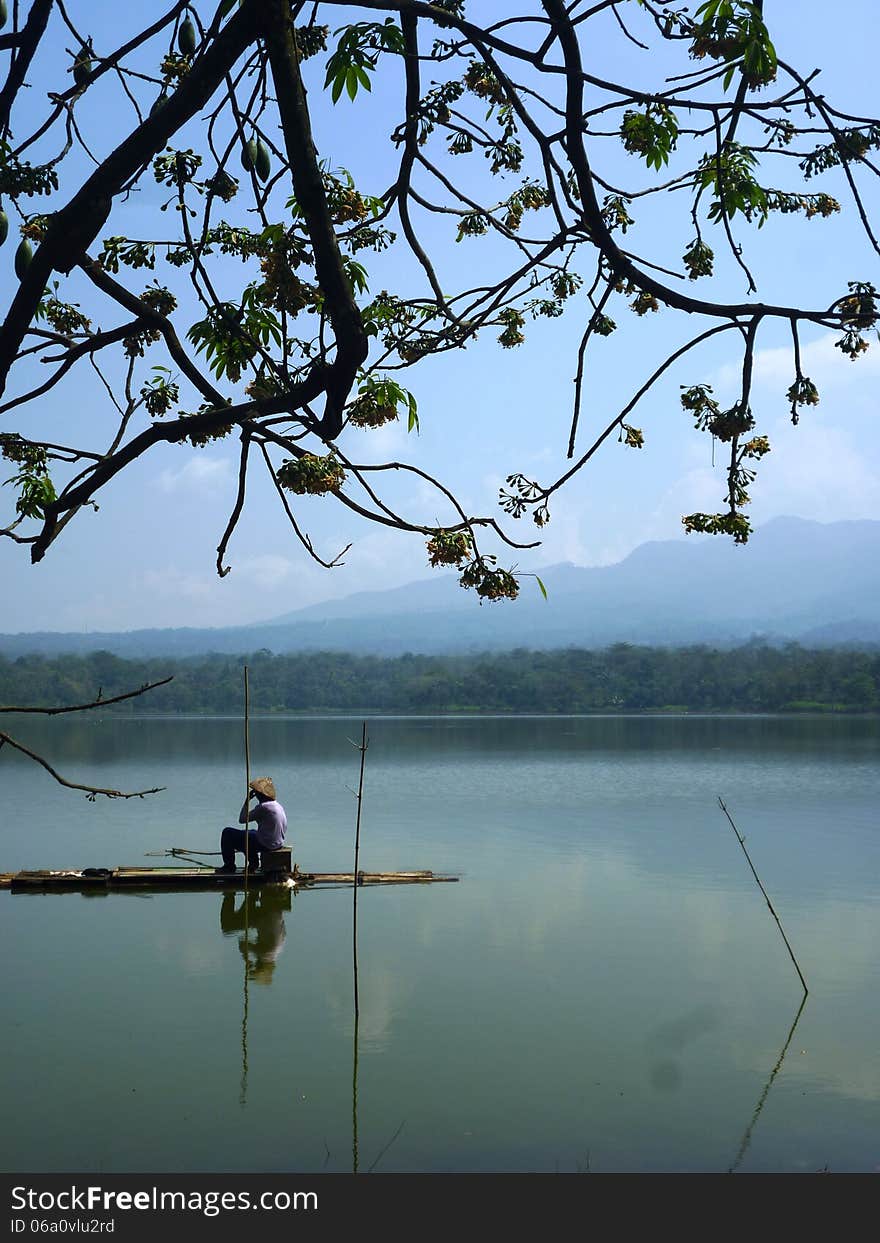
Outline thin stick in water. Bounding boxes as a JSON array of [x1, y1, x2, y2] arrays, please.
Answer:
[[729, 992, 807, 1172], [717, 796, 808, 995], [244, 665, 251, 890], [351, 721, 368, 1172], [367, 1119, 406, 1174], [352, 721, 368, 1021], [240, 664, 252, 1107], [240, 897, 250, 1109], [352, 1013, 359, 1175]]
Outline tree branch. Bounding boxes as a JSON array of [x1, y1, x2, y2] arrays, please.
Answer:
[[0, 731, 166, 798], [0, 675, 174, 714], [0, 1, 260, 398], [0, 0, 54, 138], [260, 0, 368, 437]]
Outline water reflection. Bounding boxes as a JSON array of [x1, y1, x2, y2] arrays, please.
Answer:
[[220, 885, 291, 985], [6, 712, 878, 772], [646, 1004, 722, 1095], [729, 994, 808, 1173], [219, 886, 292, 1108]]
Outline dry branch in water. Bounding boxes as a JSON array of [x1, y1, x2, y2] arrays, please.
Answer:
[[0, 678, 172, 798]]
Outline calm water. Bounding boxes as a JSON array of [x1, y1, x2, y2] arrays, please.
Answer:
[[2, 715, 878, 1173]]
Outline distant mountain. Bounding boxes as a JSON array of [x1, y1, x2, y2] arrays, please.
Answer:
[[2, 517, 879, 658]]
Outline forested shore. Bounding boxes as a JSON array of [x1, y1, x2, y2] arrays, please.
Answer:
[[1, 644, 878, 715]]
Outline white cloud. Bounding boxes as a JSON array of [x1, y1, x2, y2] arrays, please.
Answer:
[[650, 464, 723, 527], [754, 333, 880, 390], [234, 554, 297, 586], [139, 566, 218, 603], [349, 525, 432, 585], [675, 330, 880, 527], [754, 419, 880, 523], [715, 331, 880, 399], [344, 416, 412, 458], [156, 456, 232, 494], [648, 419, 880, 532]]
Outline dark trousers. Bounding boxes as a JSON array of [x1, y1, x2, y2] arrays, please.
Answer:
[[221, 826, 261, 870]]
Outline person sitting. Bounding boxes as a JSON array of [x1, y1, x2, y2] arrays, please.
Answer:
[[216, 776, 287, 874]]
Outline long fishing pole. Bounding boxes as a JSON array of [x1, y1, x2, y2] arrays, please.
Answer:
[[244, 665, 251, 891], [717, 796, 808, 995], [240, 664, 251, 1108]]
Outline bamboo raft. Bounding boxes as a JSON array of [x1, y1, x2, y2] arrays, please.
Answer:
[[0, 866, 458, 893]]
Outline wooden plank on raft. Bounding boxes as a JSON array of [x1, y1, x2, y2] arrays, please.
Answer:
[[4, 866, 459, 892], [298, 871, 455, 885]]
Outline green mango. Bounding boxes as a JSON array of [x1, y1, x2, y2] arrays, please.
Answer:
[[178, 15, 197, 57], [15, 238, 33, 280], [0, 208, 8, 248], [0, 0, 8, 31], [241, 138, 257, 173], [255, 140, 271, 183]]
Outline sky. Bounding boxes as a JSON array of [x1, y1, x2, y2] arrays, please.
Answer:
[[1, 1, 878, 634]]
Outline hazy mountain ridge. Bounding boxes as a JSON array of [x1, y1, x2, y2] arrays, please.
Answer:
[[2, 517, 878, 658]]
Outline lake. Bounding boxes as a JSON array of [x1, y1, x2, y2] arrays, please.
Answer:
[[2, 714, 878, 1173]]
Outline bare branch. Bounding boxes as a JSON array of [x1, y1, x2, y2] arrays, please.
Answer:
[[0, 676, 174, 714], [0, 731, 166, 799], [0, 677, 173, 800]]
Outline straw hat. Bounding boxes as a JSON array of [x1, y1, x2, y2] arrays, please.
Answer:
[[249, 776, 276, 800]]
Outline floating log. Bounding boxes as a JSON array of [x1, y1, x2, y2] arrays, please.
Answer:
[[0, 866, 458, 893]]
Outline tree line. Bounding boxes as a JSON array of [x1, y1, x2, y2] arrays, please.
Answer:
[[1, 644, 878, 715]]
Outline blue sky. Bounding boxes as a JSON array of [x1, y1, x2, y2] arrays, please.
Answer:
[[1, 1, 878, 632]]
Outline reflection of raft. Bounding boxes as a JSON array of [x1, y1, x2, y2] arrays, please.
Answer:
[[1, 865, 458, 893]]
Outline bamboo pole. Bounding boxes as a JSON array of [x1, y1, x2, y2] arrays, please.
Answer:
[[240, 665, 251, 1107], [351, 721, 368, 1173], [239, 899, 250, 1109], [243, 665, 251, 889], [352, 1011, 360, 1175], [352, 721, 368, 1020], [718, 796, 808, 995]]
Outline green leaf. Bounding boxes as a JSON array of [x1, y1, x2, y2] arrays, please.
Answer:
[[535, 575, 548, 601]]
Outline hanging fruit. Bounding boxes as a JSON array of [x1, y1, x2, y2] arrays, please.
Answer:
[[15, 238, 33, 280], [255, 140, 271, 183], [73, 47, 93, 88], [150, 95, 167, 118], [178, 15, 197, 57], [241, 138, 257, 173], [0, 0, 8, 31], [0, 207, 8, 248]]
